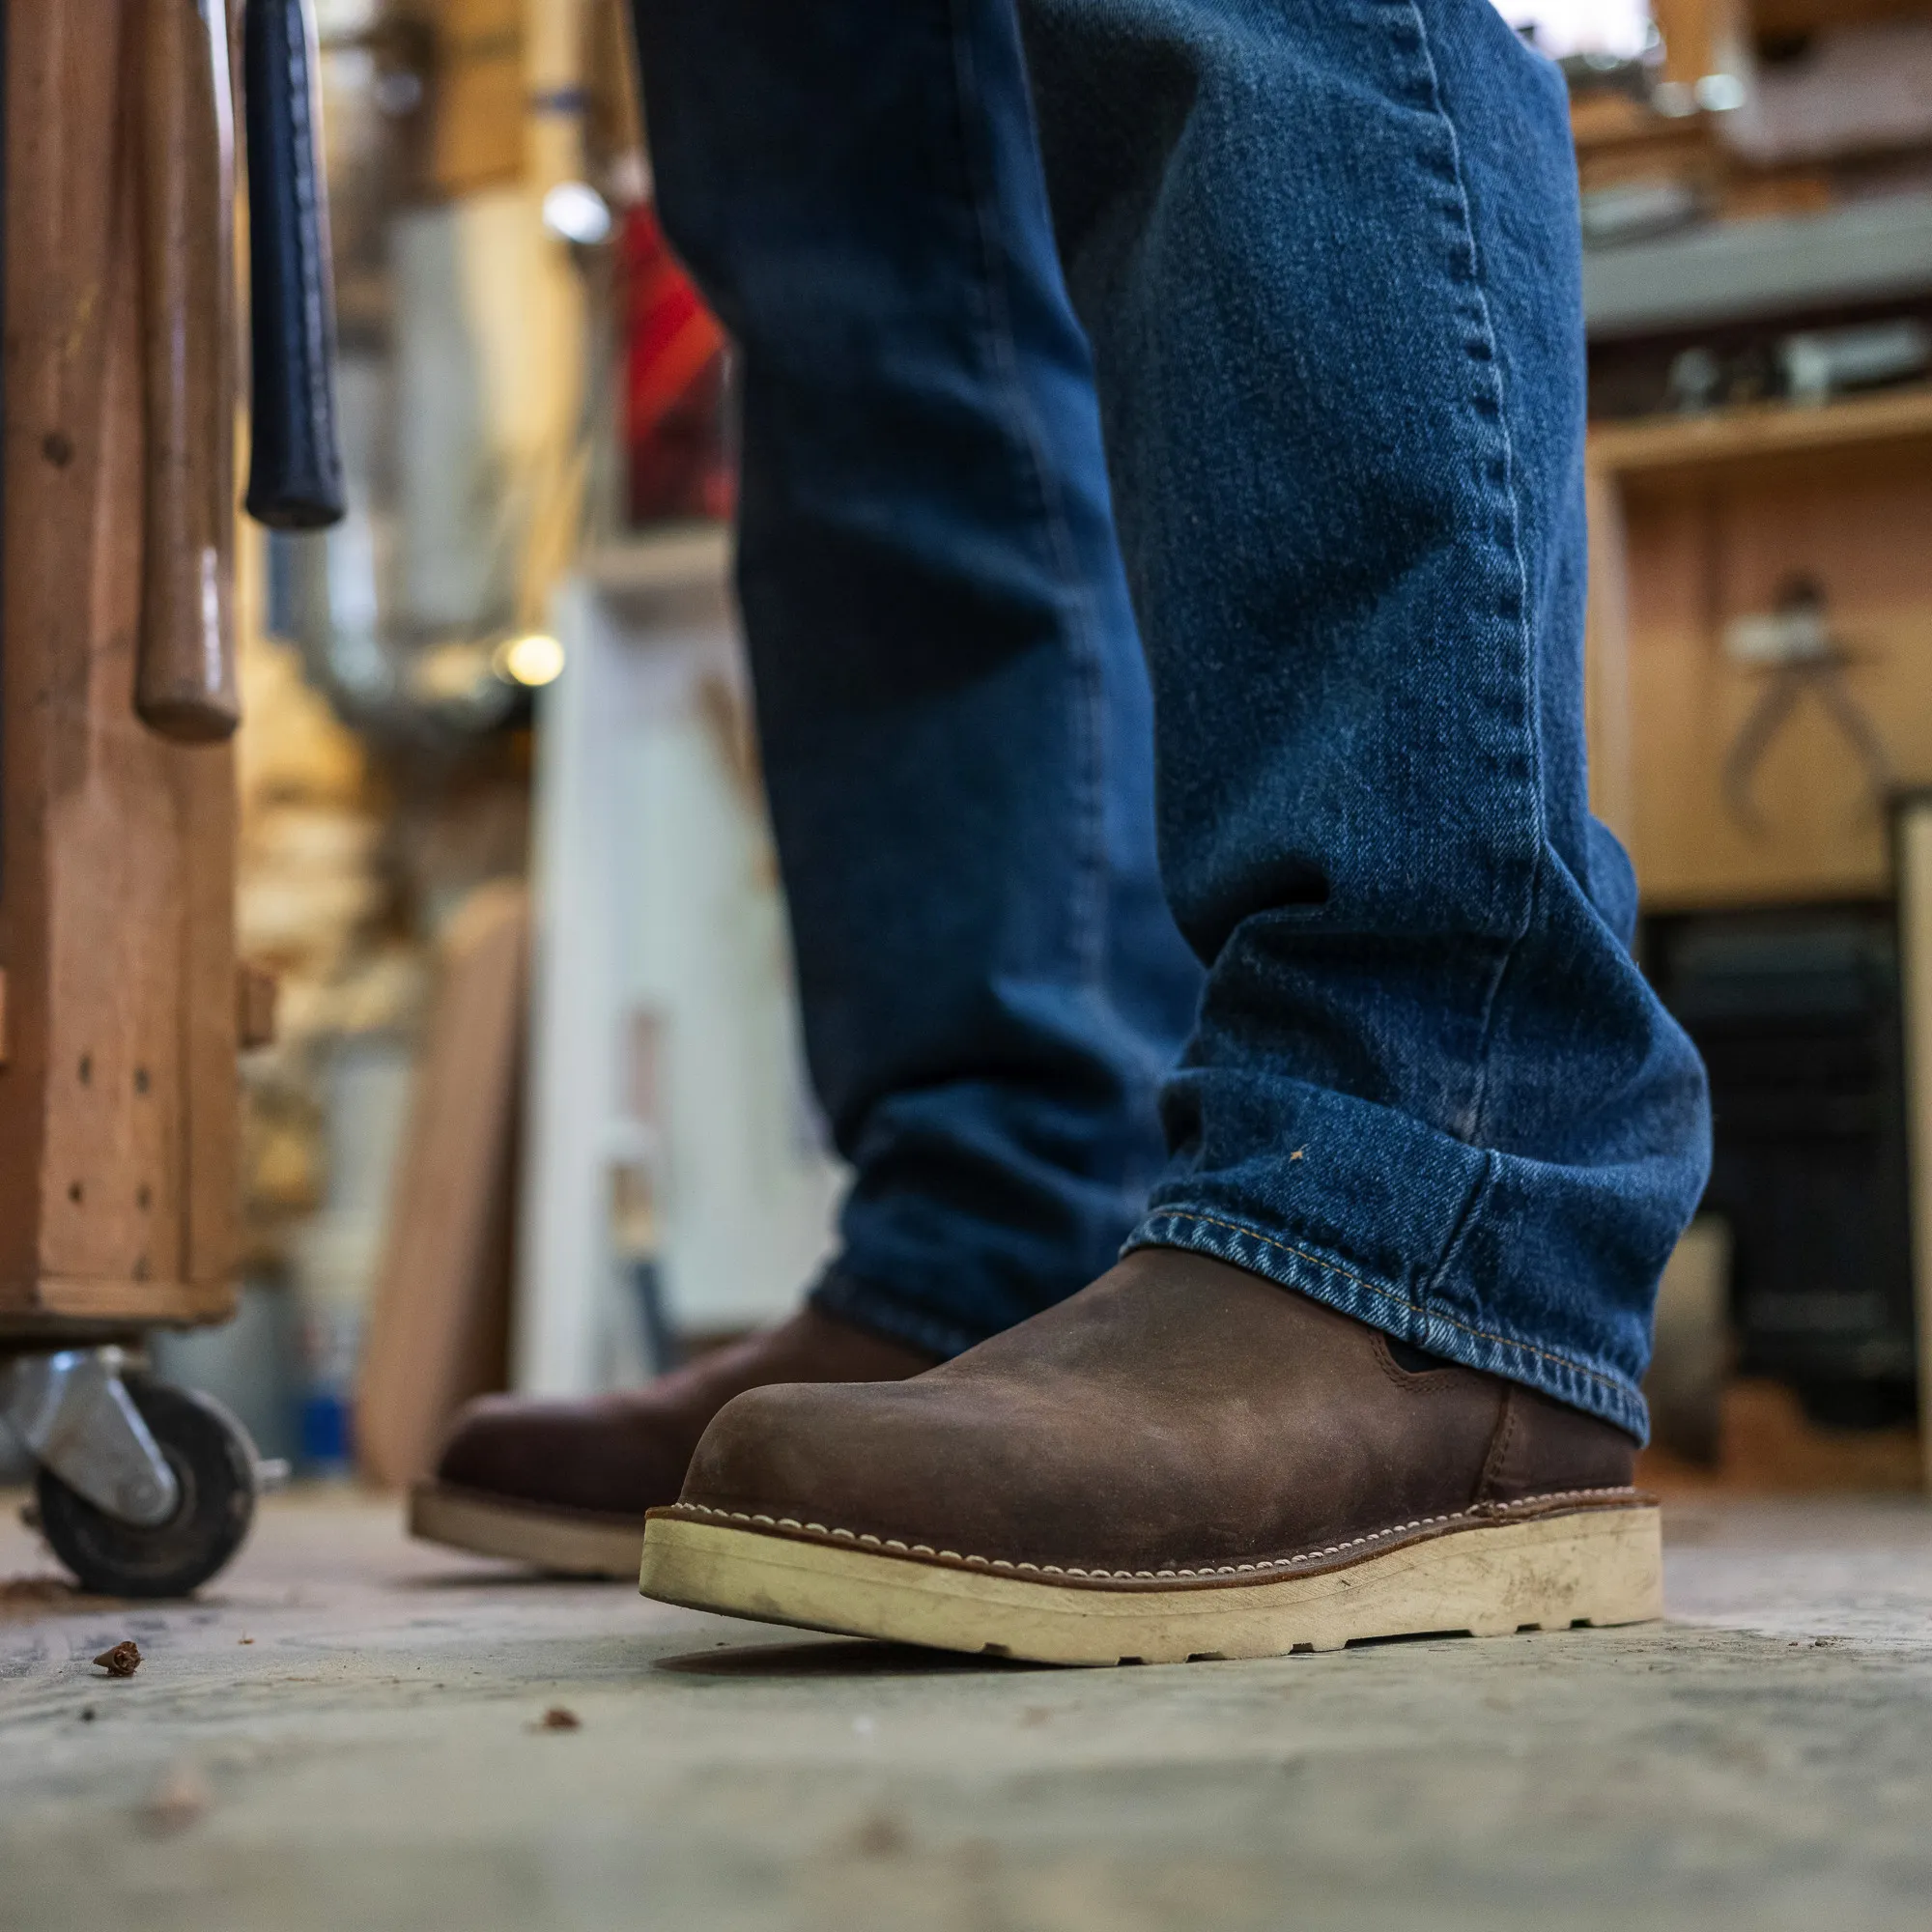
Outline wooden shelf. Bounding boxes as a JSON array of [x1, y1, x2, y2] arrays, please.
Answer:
[[1752, 0, 1932, 39], [1589, 385, 1932, 478], [1571, 93, 1716, 156]]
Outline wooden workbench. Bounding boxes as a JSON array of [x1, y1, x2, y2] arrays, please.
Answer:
[[0, 5, 239, 1332]]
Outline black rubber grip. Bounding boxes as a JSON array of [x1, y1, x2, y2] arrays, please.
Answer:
[[242, 0, 345, 530]]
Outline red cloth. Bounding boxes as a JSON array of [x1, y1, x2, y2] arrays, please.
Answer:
[[620, 204, 733, 525]]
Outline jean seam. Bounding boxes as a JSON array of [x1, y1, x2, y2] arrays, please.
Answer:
[[1132, 1207, 1635, 1405], [945, 0, 1108, 989], [1397, 0, 1546, 1157], [1419, 1145, 1496, 1306]]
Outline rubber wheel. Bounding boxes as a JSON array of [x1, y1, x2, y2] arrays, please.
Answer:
[[36, 1378, 258, 1598]]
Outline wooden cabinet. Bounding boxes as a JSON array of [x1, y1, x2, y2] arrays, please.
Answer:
[[1587, 391, 1932, 907]]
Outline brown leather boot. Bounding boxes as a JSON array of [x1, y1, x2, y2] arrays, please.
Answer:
[[639, 1249, 1659, 1662], [410, 1308, 937, 1577]]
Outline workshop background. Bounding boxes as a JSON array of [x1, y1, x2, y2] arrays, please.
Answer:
[[7, 5, 1932, 1928], [45, 0, 1932, 1504]]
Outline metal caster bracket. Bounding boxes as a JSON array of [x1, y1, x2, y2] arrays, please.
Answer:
[[0, 1349, 182, 1528]]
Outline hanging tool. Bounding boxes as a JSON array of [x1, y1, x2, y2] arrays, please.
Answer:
[[135, 0, 345, 746], [135, 0, 241, 744], [1721, 576, 1892, 837], [242, 0, 345, 529]]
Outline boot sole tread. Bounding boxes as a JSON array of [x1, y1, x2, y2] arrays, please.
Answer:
[[638, 1501, 1662, 1663]]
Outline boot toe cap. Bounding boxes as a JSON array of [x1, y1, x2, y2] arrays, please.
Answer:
[[433, 1395, 682, 1517], [433, 1394, 537, 1494], [680, 1381, 878, 1522]]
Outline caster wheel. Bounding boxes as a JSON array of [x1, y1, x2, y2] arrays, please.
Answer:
[[36, 1378, 258, 1598]]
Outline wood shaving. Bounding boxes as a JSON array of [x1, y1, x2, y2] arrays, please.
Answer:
[[93, 1640, 142, 1678], [0, 1577, 118, 1622], [0, 1577, 73, 1605]]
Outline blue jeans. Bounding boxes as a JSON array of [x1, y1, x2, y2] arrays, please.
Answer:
[[632, 0, 1712, 1438]]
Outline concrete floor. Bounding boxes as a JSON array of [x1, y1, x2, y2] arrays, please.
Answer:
[[0, 1490, 1928, 1932]]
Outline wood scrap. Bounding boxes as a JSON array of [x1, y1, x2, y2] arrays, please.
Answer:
[[355, 882, 527, 1488]]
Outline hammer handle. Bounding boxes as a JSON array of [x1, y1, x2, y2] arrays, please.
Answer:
[[136, 0, 241, 745], [242, 0, 344, 530]]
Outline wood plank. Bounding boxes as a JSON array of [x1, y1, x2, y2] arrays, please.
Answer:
[[0, 1275, 237, 1325], [424, 0, 526, 198], [355, 883, 526, 1489], [1650, 0, 1743, 85], [180, 736, 240, 1288], [0, 0, 111, 1296], [39, 100, 187, 1293], [236, 962, 278, 1050], [1583, 464, 1636, 843], [1751, 0, 1932, 40], [1591, 388, 1932, 481]]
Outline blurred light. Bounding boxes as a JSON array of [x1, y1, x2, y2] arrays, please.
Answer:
[[497, 632, 566, 688], [542, 182, 613, 247], [1694, 71, 1747, 112], [412, 637, 497, 703], [1494, 0, 1651, 61]]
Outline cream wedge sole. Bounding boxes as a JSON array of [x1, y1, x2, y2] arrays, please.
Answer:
[[639, 1503, 1662, 1665], [409, 1483, 645, 1578]]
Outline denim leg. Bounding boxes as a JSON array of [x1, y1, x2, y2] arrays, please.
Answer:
[[1019, 0, 1711, 1435], [631, 1, 1202, 1356]]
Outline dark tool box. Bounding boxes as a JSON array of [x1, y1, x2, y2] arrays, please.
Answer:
[[1645, 905, 1919, 1429]]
